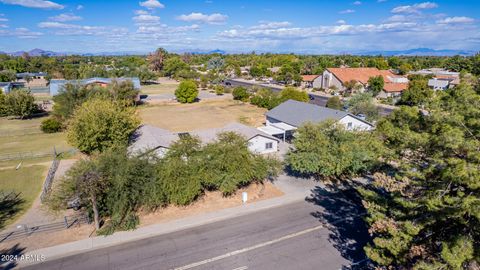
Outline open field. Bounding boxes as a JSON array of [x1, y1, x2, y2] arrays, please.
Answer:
[[0, 117, 45, 136], [139, 99, 267, 131], [140, 78, 180, 95], [0, 165, 47, 229], [0, 117, 70, 152]]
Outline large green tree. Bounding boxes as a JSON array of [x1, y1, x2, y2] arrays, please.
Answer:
[[67, 98, 139, 154], [286, 121, 382, 180], [4, 89, 38, 119], [359, 83, 480, 269], [400, 76, 433, 106], [368, 76, 385, 96]]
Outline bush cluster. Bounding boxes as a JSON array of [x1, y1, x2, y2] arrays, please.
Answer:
[[49, 133, 281, 234], [41, 118, 62, 133]]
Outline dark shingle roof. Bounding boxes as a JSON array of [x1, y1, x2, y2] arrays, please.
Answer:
[[266, 99, 349, 127]]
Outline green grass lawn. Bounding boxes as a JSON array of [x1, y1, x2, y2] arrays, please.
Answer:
[[0, 116, 70, 165], [0, 165, 46, 229], [0, 117, 44, 136]]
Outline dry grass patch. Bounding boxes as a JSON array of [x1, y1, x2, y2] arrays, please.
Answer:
[[141, 78, 179, 95], [139, 99, 267, 131]]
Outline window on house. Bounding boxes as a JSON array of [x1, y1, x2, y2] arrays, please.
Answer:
[[265, 142, 273, 149], [347, 122, 353, 129]]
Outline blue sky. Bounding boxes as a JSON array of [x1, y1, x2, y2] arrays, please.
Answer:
[[0, 0, 478, 53]]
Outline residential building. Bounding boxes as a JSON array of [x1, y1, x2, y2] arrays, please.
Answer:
[[411, 68, 460, 77], [129, 122, 279, 158], [301, 75, 322, 88], [49, 77, 141, 96], [258, 100, 373, 141], [321, 67, 408, 95], [411, 68, 460, 90], [16, 72, 48, 88]]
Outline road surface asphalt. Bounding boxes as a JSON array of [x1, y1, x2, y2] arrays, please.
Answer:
[[25, 187, 370, 270]]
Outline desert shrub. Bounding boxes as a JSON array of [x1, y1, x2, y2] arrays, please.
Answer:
[[41, 117, 62, 133], [232, 86, 250, 101]]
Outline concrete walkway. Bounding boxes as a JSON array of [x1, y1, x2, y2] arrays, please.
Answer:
[[17, 174, 321, 268]]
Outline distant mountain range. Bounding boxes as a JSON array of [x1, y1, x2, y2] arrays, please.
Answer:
[[0, 47, 475, 57], [351, 48, 476, 57]]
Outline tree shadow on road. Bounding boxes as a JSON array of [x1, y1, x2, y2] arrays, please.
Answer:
[[306, 185, 371, 269], [0, 243, 26, 269], [0, 192, 25, 230]]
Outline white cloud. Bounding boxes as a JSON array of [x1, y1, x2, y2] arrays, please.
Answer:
[[134, 10, 149, 15], [139, 0, 164, 9], [336, 20, 347, 25], [0, 24, 7, 28], [177, 12, 228, 25], [436, 16, 475, 24], [49, 13, 82, 22], [0, 27, 42, 38], [385, 15, 408, 22], [353, 1, 361, 5], [339, 9, 355, 14], [133, 14, 160, 24], [38, 21, 100, 30], [76, 4, 83, 10], [251, 21, 291, 30], [0, 0, 63, 9], [391, 2, 438, 14], [218, 21, 420, 40], [0, 17, 8, 22]]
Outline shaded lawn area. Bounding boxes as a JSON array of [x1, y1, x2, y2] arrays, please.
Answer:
[[141, 83, 179, 95], [139, 99, 267, 131], [0, 165, 46, 229]]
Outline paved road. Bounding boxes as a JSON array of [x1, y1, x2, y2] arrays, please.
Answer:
[[224, 79, 394, 116], [25, 191, 370, 270]]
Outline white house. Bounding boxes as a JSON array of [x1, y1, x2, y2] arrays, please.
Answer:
[[258, 100, 374, 141], [129, 123, 279, 158], [301, 75, 322, 89]]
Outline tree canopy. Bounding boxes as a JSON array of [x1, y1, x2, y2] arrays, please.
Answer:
[[326, 96, 343, 110], [359, 82, 480, 269], [286, 121, 382, 180], [66, 98, 140, 154], [175, 80, 198, 103], [4, 89, 38, 119], [368, 75, 385, 96]]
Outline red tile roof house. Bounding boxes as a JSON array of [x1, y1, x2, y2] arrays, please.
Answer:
[[320, 67, 408, 97], [300, 75, 322, 89]]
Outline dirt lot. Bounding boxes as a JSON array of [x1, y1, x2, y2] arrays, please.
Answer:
[[140, 77, 179, 95], [139, 99, 267, 131], [0, 181, 284, 252]]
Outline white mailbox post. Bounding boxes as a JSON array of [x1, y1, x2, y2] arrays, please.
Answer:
[[242, 192, 248, 204]]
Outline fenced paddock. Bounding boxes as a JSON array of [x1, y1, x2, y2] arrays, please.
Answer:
[[0, 214, 90, 243]]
